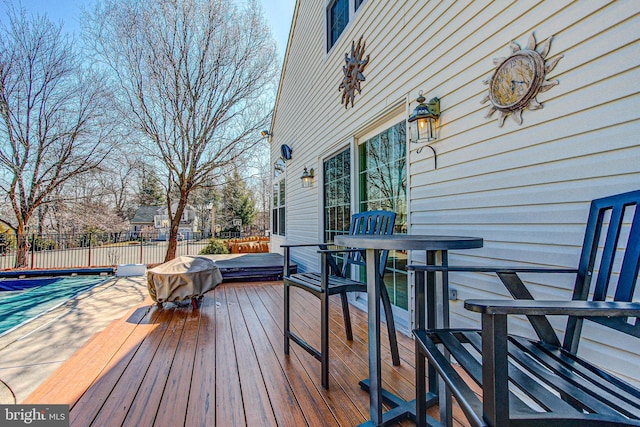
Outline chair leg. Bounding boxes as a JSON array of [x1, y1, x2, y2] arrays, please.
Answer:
[[380, 284, 401, 366], [340, 292, 354, 341], [415, 340, 427, 427], [284, 280, 290, 355], [320, 290, 330, 388]]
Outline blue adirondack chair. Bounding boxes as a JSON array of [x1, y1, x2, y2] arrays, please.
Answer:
[[411, 190, 640, 426]]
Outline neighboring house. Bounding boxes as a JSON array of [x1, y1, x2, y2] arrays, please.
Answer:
[[129, 205, 162, 236], [270, 1, 640, 385], [130, 205, 198, 240]]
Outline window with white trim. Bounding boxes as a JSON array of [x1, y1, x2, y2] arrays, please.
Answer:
[[272, 159, 286, 236], [323, 147, 351, 243], [326, 0, 367, 51]]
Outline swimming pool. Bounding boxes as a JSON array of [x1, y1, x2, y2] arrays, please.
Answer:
[[0, 275, 109, 336]]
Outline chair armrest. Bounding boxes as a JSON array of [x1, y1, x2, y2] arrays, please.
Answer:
[[465, 299, 640, 317], [281, 243, 343, 277], [282, 243, 328, 277], [409, 264, 579, 346], [407, 265, 578, 274], [467, 298, 640, 417]]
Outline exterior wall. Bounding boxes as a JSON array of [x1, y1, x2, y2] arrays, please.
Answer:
[[271, 0, 640, 385]]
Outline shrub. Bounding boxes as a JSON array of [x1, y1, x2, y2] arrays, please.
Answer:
[[32, 237, 58, 251], [200, 238, 230, 255]]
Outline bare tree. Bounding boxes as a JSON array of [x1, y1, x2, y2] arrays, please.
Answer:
[[45, 171, 131, 235], [0, 7, 116, 267], [97, 154, 141, 221], [85, 0, 278, 261]]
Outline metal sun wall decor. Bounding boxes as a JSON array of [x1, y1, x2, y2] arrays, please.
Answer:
[[482, 32, 563, 127], [339, 36, 369, 109]]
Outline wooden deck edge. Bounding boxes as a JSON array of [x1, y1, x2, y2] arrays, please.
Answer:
[[23, 302, 152, 405]]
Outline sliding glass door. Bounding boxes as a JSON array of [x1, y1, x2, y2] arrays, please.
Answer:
[[358, 120, 408, 311], [321, 121, 407, 317]]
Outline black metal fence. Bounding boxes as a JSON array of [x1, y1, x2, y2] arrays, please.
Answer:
[[0, 232, 218, 270]]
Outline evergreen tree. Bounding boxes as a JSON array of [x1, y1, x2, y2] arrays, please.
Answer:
[[138, 170, 165, 206], [221, 170, 256, 231]]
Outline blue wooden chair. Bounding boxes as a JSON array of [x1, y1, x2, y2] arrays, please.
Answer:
[[410, 190, 640, 426], [282, 210, 401, 389]]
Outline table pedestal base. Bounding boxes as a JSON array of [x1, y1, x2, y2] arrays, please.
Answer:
[[332, 235, 483, 427], [357, 379, 439, 426]]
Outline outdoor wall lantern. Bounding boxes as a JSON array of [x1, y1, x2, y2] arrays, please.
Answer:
[[408, 91, 440, 167], [409, 91, 440, 142], [300, 167, 315, 188]]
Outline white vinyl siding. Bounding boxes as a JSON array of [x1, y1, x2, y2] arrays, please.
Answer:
[[271, 0, 640, 385]]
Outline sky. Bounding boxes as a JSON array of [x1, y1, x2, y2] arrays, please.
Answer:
[[0, 0, 296, 61]]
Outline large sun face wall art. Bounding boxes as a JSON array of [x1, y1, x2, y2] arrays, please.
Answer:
[[482, 33, 564, 127]]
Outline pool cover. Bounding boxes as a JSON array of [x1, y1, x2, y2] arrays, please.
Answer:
[[0, 277, 60, 292]]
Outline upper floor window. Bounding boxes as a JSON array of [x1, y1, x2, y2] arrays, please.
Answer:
[[327, 0, 348, 50], [326, 0, 366, 52]]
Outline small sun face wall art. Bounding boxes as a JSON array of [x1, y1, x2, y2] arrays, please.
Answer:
[[339, 36, 369, 109], [482, 32, 564, 127]]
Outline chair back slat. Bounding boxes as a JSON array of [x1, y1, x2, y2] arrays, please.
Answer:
[[615, 204, 640, 302], [593, 204, 624, 301], [343, 210, 396, 278], [564, 190, 640, 351]]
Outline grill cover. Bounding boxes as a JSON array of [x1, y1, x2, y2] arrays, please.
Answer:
[[147, 256, 222, 303]]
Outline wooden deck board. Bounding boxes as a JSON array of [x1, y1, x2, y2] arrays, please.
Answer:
[[246, 283, 342, 426], [226, 286, 279, 426], [26, 281, 474, 426], [155, 306, 200, 427], [260, 283, 371, 424], [237, 285, 323, 427], [183, 295, 216, 427], [281, 285, 416, 403], [123, 308, 187, 427]]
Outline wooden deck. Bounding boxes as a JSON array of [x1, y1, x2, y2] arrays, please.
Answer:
[[25, 281, 464, 426]]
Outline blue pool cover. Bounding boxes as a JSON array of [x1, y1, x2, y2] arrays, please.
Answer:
[[0, 275, 108, 336]]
